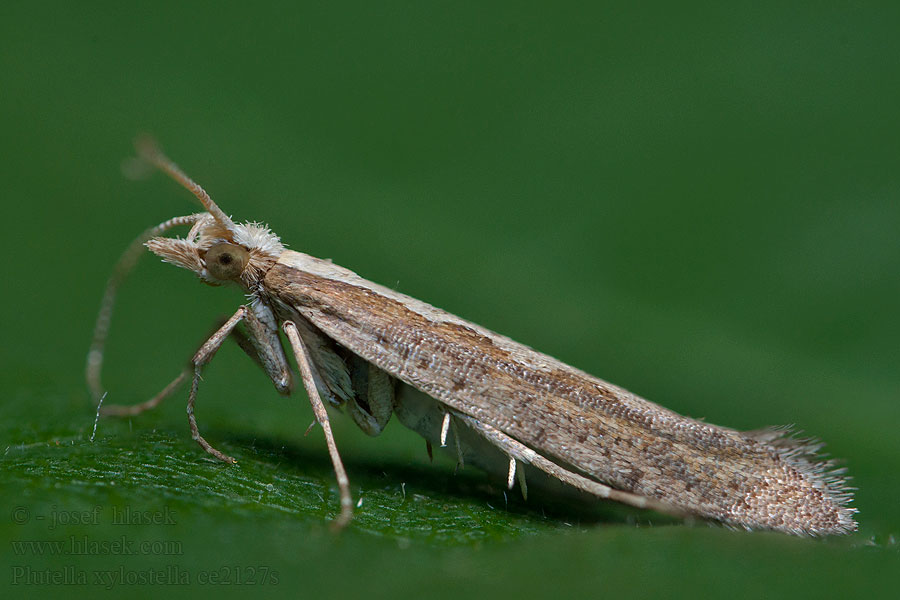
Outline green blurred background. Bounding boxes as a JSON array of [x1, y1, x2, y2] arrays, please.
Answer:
[[1, 1, 898, 597]]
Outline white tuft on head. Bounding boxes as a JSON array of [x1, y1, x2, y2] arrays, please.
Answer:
[[233, 222, 285, 257]]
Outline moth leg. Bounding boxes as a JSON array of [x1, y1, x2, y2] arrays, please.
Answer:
[[100, 371, 189, 417], [283, 321, 354, 530], [290, 318, 353, 408], [438, 412, 465, 470], [101, 307, 290, 417], [100, 320, 232, 417], [516, 459, 528, 500], [440, 412, 451, 446], [186, 307, 248, 464], [450, 417, 465, 470], [506, 456, 516, 489], [502, 457, 528, 500], [241, 302, 293, 395], [201, 305, 291, 393], [454, 413, 687, 518], [102, 319, 241, 416], [344, 355, 394, 436]]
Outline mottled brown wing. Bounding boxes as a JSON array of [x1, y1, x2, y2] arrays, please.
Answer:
[[263, 251, 855, 535]]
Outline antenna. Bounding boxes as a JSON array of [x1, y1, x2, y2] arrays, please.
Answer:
[[134, 135, 236, 230]]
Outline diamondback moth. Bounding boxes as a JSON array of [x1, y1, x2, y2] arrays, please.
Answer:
[[87, 138, 857, 535]]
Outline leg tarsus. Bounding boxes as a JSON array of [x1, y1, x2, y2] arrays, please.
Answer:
[[187, 365, 236, 464], [185, 307, 248, 464]]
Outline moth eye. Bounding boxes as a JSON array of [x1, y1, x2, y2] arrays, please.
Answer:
[[205, 243, 250, 281]]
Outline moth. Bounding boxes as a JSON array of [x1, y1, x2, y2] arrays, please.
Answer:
[[88, 138, 857, 536]]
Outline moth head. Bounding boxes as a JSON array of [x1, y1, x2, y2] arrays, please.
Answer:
[[135, 137, 284, 287], [145, 216, 283, 287]]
